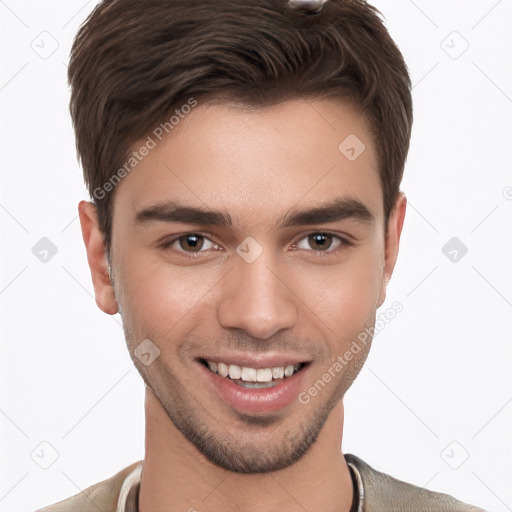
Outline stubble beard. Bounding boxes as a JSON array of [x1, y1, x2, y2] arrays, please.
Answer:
[[135, 348, 370, 474]]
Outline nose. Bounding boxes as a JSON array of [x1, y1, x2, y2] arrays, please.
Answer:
[[216, 255, 298, 340]]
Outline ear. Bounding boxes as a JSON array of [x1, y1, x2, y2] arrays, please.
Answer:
[[78, 200, 119, 315], [376, 192, 407, 308]]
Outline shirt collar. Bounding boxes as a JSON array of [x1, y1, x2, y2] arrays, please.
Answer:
[[116, 460, 363, 512], [347, 460, 364, 512], [116, 462, 142, 512]]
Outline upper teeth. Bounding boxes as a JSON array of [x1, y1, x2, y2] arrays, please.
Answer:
[[206, 361, 302, 382]]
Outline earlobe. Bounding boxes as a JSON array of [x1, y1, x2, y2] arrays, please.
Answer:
[[376, 192, 407, 308], [78, 200, 119, 315]]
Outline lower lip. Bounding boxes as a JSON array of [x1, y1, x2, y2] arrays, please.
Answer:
[[197, 361, 308, 415]]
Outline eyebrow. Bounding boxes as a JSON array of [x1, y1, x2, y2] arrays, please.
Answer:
[[279, 197, 375, 228], [134, 197, 375, 229]]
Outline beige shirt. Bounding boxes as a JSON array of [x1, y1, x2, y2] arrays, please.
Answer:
[[37, 453, 486, 512]]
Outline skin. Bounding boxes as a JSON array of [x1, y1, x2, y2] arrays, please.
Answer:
[[79, 98, 406, 512]]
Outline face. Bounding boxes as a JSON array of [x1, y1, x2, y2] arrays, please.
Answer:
[[81, 98, 405, 473]]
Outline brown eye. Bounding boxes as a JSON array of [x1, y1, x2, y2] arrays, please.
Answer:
[[159, 233, 219, 255], [294, 232, 350, 254], [307, 233, 333, 251], [178, 234, 205, 252]]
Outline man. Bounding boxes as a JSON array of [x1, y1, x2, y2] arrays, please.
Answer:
[[38, 0, 486, 510]]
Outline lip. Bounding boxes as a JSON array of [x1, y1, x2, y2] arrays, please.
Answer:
[[196, 358, 309, 415], [199, 352, 309, 369]]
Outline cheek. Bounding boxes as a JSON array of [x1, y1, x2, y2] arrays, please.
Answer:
[[116, 241, 384, 347], [117, 255, 219, 340], [293, 247, 384, 339]]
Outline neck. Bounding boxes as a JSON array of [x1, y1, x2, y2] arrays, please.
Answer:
[[139, 386, 354, 512]]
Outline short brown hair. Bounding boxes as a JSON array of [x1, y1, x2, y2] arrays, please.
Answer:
[[68, 0, 413, 255]]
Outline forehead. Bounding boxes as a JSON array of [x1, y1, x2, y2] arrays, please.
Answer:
[[113, 98, 383, 228]]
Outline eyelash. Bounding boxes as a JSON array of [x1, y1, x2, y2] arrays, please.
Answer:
[[158, 232, 354, 258]]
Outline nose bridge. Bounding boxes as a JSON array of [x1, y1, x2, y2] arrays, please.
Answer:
[[217, 250, 298, 340]]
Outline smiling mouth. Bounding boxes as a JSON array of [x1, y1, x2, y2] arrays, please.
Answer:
[[200, 359, 306, 389]]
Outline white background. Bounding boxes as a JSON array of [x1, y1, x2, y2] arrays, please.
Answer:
[[0, 1, 511, 511]]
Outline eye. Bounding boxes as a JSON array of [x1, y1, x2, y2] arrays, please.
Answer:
[[160, 233, 220, 254], [294, 233, 352, 253]]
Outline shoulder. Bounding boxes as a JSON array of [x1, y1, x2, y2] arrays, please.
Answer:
[[35, 461, 142, 512], [345, 453, 486, 512]]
